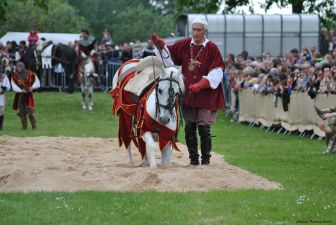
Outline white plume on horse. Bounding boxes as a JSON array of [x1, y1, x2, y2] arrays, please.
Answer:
[[112, 56, 185, 169]]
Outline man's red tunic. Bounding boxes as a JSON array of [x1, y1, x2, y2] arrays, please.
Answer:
[[167, 38, 225, 111]]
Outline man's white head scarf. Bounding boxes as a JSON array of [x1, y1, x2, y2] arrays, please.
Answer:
[[192, 17, 208, 30]]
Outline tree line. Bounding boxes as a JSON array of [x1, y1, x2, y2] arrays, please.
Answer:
[[0, 0, 335, 44]]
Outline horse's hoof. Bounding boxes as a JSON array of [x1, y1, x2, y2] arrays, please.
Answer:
[[82, 106, 86, 110], [175, 152, 184, 158], [139, 161, 150, 167], [159, 164, 169, 169], [150, 164, 157, 169]]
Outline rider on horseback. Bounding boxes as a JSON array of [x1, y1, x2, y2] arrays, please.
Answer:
[[78, 29, 97, 78]]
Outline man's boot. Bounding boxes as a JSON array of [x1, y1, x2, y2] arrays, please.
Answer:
[[0, 115, 3, 130], [185, 121, 199, 165], [21, 115, 27, 130], [28, 114, 37, 129], [198, 125, 212, 165]]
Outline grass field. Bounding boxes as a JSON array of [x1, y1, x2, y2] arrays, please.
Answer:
[[0, 92, 336, 225]]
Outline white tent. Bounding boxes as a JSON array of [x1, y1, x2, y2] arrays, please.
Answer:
[[0, 32, 80, 45]]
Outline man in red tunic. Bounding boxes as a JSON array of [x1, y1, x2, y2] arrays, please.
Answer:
[[11, 62, 40, 130], [152, 17, 225, 165]]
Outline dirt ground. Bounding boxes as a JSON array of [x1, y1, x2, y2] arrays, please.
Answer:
[[0, 136, 281, 192]]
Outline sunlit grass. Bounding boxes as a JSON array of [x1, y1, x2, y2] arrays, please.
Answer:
[[0, 92, 335, 225]]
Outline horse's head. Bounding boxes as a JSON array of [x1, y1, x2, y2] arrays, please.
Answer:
[[155, 66, 184, 125]]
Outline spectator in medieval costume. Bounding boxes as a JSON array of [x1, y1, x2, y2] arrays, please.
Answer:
[[11, 62, 40, 130], [142, 39, 156, 58], [0, 69, 11, 130], [152, 17, 225, 165]]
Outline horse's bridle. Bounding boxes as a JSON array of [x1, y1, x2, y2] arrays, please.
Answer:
[[154, 71, 183, 122]]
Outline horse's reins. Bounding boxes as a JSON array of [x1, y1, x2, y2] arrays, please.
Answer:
[[153, 39, 171, 69], [151, 41, 184, 127], [152, 59, 183, 121]]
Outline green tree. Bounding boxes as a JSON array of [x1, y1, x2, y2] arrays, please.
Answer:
[[110, 3, 174, 43], [0, 0, 49, 21], [149, 0, 177, 15], [66, 0, 174, 43], [0, 0, 89, 36], [176, 0, 221, 14]]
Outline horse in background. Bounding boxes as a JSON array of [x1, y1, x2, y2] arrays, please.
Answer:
[[23, 45, 39, 75], [79, 52, 97, 111], [111, 56, 185, 168], [34, 39, 78, 93]]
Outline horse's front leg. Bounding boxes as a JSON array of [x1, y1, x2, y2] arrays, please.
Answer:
[[142, 131, 157, 169], [81, 86, 86, 110], [126, 144, 134, 166], [88, 79, 93, 111], [161, 142, 173, 166], [138, 152, 150, 167]]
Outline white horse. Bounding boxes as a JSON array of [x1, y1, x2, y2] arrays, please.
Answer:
[[112, 57, 184, 169], [80, 53, 97, 111]]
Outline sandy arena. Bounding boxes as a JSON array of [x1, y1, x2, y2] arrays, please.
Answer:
[[0, 136, 281, 192]]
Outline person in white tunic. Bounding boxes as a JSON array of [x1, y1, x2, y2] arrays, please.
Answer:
[[0, 72, 11, 130]]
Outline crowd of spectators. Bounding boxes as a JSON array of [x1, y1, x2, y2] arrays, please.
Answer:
[[223, 27, 336, 118], [0, 29, 157, 90], [1, 27, 336, 96]]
